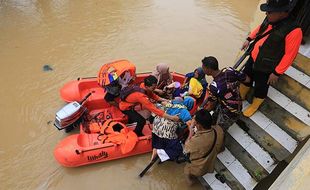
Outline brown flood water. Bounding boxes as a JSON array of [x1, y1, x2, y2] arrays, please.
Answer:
[[0, 0, 259, 189]]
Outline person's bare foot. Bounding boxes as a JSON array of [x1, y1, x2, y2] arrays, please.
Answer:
[[151, 148, 157, 161]]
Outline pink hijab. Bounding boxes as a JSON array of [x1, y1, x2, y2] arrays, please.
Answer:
[[152, 63, 173, 89]]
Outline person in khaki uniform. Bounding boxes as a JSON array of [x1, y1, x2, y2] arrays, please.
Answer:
[[184, 109, 224, 185]]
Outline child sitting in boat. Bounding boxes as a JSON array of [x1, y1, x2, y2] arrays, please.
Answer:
[[151, 97, 195, 162], [151, 63, 173, 98]]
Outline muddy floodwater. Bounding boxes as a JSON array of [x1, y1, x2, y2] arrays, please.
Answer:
[[0, 0, 259, 189]]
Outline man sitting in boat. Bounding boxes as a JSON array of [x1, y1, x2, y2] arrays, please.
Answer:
[[119, 75, 179, 137], [104, 70, 136, 108], [184, 109, 224, 186], [98, 60, 136, 108], [103, 80, 122, 108], [151, 96, 195, 162]]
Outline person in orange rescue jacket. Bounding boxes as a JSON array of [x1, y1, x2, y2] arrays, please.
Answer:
[[240, 0, 302, 117], [119, 75, 179, 136]]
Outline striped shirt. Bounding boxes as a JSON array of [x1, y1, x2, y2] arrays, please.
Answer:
[[208, 67, 246, 117]]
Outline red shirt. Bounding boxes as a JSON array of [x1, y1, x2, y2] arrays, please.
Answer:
[[248, 24, 302, 74], [119, 83, 164, 117]]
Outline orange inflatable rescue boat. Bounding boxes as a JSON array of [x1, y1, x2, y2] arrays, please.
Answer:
[[54, 60, 204, 167]]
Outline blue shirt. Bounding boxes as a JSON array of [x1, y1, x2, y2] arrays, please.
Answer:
[[165, 103, 192, 123]]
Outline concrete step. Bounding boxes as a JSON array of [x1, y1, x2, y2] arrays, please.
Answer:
[[292, 54, 310, 77], [284, 66, 310, 90], [225, 126, 270, 180], [216, 149, 257, 190], [259, 98, 310, 142], [273, 73, 310, 111], [201, 158, 246, 190], [267, 87, 310, 127], [237, 116, 292, 161], [200, 170, 232, 190]]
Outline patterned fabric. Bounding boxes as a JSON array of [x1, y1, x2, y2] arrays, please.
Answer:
[[152, 115, 182, 139], [152, 100, 192, 139], [208, 67, 246, 118]]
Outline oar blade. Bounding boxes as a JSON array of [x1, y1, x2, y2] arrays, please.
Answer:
[[138, 156, 159, 178]]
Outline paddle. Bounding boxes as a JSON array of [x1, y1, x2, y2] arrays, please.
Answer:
[[232, 50, 250, 69], [75, 144, 115, 154], [138, 155, 159, 178]]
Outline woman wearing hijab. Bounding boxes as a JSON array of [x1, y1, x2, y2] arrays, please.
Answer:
[[180, 67, 208, 99], [152, 63, 173, 96]]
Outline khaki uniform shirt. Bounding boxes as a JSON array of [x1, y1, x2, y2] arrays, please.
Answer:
[[184, 125, 224, 176]]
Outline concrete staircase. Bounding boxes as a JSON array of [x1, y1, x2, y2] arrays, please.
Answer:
[[198, 53, 310, 190]]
